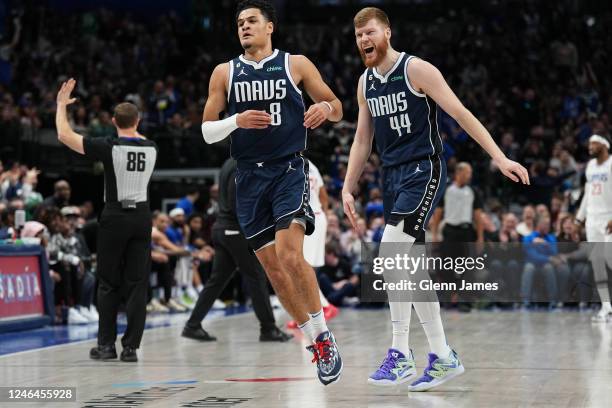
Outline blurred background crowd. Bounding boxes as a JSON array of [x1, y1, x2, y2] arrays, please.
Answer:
[[1, 0, 611, 323]]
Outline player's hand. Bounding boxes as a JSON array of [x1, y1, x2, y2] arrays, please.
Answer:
[[236, 110, 272, 129], [303, 102, 331, 129], [57, 78, 77, 106], [342, 190, 358, 230], [494, 156, 530, 184], [607, 220, 612, 234]]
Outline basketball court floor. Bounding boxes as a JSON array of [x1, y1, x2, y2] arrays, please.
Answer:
[[1, 308, 611, 407]]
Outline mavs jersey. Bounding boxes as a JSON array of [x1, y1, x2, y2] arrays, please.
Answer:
[[227, 49, 306, 163], [363, 53, 443, 167]]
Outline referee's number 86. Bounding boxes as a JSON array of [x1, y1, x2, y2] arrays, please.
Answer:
[[127, 152, 146, 172]]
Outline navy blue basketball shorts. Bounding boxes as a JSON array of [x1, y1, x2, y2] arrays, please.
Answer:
[[235, 153, 315, 251], [382, 155, 446, 241]]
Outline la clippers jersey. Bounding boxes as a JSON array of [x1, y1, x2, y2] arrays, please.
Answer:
[[583, 157, 612, 217], [363, 53, 443, 167], [227, 49, 306, 163], [308, 160, 324, 214]]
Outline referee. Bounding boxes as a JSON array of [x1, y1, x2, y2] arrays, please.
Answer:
[[182, 158, 292, 342], [56, 78, 158, 362], [431, 162, 483, 311]]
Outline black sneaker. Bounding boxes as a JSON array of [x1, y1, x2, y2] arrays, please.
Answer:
[[120, 346, 138, 362], [90, 344, 117, 360], [260, 327, 294, 342], [182, 325, 217, 341]]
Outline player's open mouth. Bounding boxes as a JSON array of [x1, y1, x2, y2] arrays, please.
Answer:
[[364, 47, 374, 55]]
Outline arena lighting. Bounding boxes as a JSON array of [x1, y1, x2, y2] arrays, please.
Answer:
[[586, 16, 596, 27]]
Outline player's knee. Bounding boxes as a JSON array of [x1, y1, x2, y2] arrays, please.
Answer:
[[277, 248, 302, 272]]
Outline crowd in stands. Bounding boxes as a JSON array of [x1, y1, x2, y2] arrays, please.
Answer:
[[1, 1, 611, 322]]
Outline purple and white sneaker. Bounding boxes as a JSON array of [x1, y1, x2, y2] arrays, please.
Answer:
[[368, 348, 417, 386], [408, 349, 464, 392]]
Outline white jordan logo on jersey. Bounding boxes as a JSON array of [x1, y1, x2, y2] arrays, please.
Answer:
[[237, 68, 248, 77], [369, 82, 376, 91], [256, 162, 264, 167]]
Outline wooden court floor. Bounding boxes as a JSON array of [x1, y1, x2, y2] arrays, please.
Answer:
[[1, 308, 611, 407]]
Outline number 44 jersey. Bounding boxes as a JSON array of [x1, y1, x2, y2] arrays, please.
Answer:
[[363, 52, 443, 168], [227, 49, 306, 163]]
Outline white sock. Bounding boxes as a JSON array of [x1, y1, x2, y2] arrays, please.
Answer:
[[298, 319, 316, 342], [595, 283, 611, 310], [413, 301, 452, 359], [308, 309, 328, 339], [319, 289, 330, 308], [381, 223, 415, 357], [391, 320, 410, 356], [390, 301, 411, 356]]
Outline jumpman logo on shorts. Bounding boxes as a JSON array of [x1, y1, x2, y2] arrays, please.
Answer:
[[414, 163, 423, 173], [286, 162, 296, 173]]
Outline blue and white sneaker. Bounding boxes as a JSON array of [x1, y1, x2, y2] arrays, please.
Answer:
[[368, 348, 417, 386], [408, 349, 464, 392], [306, 331, 343, 386]]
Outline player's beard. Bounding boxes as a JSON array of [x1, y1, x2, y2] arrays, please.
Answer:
[[589, 147, 602, 158], [360, 40, 389, 68]]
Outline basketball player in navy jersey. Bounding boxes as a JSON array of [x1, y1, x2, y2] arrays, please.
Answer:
[[201, 0, 343, 385], [343, 8, 530, 391]]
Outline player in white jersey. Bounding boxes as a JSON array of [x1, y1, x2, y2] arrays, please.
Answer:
[[304, 160, 328, 268], [576, 134, 612, 322], [287, 160, 339, 329]]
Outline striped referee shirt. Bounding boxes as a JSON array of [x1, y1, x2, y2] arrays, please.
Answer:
[[83, 136, 158, 203], [441, 182, 482, 226]]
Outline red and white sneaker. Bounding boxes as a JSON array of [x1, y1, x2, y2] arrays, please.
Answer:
[[323, 304, 339, 321]]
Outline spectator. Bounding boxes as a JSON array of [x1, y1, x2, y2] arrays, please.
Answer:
[[42, 180, 71, 209], [520, 215, 569, 308], [150, 211, 191, 312], [487, 213, 522, 304], [551, 215, 591, 307], [516, 205, 536, 238], [47, 214, 97, 324], [176, 188, 200, 217], [165, 207, 187, 246], [364, 187, 384, 220], [317, 244, 359, 307]]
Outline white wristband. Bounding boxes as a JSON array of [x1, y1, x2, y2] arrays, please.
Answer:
[[201, 114, 239, 144], [322, 101, 333, 113]]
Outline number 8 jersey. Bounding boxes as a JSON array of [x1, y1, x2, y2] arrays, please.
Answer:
[[227, 49, 306, 163], [363, 53, 443, 167]]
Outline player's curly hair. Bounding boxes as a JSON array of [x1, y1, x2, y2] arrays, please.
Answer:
[[235, 0, 277, 28]]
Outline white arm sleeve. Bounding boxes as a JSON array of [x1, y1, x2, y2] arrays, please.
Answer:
[[201, 114, 239, 144]]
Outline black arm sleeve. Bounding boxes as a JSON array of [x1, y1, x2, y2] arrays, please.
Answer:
[[82, 137, 112, 161]]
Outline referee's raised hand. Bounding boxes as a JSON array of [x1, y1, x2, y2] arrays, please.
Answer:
[[57, 78, 77, 106]]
